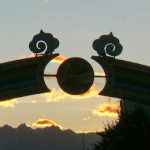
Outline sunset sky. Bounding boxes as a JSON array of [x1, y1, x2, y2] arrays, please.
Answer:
[[0, 0, 150, 132]]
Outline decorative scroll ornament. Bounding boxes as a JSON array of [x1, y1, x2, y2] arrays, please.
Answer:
[[92, 32, 123, 57], [29, 30, 59, 55]]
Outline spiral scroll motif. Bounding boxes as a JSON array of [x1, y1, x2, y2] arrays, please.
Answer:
[[92, 32, 123, 57], [29, 30, 59, 55]]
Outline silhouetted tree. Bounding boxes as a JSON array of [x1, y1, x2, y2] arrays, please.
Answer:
[[92, 108, 150, 150]]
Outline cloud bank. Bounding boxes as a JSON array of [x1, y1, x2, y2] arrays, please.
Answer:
[[42, 85, 100, 102], [32, 118, 63, 129], [0, 99, 18, 108], [92, 103, 120, 117]]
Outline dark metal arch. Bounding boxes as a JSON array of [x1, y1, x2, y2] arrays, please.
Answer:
[[0, 54, 59, 101], [92, 56, 150, 106], [91, 56, 114, 95]]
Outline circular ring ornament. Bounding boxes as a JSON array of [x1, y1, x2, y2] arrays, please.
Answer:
[[57, 57, 94, 95]]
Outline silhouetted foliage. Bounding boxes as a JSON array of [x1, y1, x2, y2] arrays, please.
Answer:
[[92, 108, 150, 150]]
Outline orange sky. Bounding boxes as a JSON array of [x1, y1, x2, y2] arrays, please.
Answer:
[[0, 54, 120, 132]]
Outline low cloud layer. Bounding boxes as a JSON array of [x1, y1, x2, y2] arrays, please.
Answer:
[[51, 55, 67, 64], [0, 85, 100, 108], [42, 85, 100, 102], [92, 103, 120, 117], [0, 99, 18, 108], [32, 118, 63, 129]]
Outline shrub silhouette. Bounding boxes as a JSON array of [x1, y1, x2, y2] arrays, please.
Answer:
[[92, 108, 150, 150]]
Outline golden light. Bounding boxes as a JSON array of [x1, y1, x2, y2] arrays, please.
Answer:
[[51, 55, 67, 64], [0, 99, 18, 108], [92, 103, 120, 117], [95, 72, 105, 76], [32, 118, 63, 129], [42, 85, 100, 102]]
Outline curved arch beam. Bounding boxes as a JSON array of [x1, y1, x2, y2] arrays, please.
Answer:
[[0, 54, 59, 101], [92, 56, 150, 106]]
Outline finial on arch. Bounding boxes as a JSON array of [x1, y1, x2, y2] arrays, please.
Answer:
[[92, 32, 123, 58], [29, 30, 59, 56]]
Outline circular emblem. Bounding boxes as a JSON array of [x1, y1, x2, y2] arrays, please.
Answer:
[[57, 57, 94, 95]]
